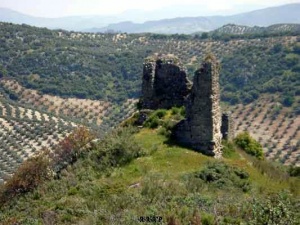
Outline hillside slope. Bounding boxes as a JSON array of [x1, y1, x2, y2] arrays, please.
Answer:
[[230, 95, 300, 166], [0, 79, 137, 182], [0, 22, 299, 104], [0, 110, 299, 224]]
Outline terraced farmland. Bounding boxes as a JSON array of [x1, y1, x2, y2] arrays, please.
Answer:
[[1, 79, 110, 125], [0, 99, 76, 182], [231, 95, 300, 166], [1, 22, 299, 102], [0, 79, 137, 128], [0, 79, 138, 182]]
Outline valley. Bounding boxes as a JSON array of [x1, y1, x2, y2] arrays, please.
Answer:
[[0, 6, 299, 222]]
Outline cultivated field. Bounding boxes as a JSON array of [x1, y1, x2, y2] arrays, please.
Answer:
[[231, 95, 300, 166], [0, 79, 138, 181]]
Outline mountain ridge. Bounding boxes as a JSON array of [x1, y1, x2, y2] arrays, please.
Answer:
[[88, 3, 300, 34], [0, 3, 300, 33]]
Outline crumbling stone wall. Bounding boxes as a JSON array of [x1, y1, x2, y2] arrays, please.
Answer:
[[140, 54, 235, 158], [173, 55, 223, 158], [221, 112, 235, 141], [141, 55, 192, 109]]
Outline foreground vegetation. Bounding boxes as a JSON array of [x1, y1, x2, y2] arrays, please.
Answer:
[[0, 109, 299, 224]]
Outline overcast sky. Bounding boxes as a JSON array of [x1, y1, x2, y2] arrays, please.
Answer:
[[0, 0, 299, 18]]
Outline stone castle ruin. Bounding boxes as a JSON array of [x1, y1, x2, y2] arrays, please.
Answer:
[[141, 55, 192, 109], [140, 54, 234, 157], [173, 55, 223, 157]]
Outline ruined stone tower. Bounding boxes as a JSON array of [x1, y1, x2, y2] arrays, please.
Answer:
[[173, 55, 223, 157], [140, 54, 234, 157], [221, 112, 234, 141], [141, 55, 192, 109]]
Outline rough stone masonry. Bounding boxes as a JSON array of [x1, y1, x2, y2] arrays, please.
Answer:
[[173, 55, 223, 157], [140, 54, 234, 157], [141, 54, 192, 109]]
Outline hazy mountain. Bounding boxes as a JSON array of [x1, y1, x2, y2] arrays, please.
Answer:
[[0, 3, 300, 33], [0, 8, 125, 30], [95, 3, 300, 34]]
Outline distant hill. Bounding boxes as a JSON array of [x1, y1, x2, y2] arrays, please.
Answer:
[[90, 17, 216, 34], [208, 23, 300, 36], [93, 3, 300, 34], [0, 8, 121, 31], [0, 3, 300, 33]]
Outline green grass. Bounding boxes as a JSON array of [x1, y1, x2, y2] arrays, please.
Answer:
[[106, 128, 212, 187], [0, 125, 299, 224], [134, 128, 298, 194], [136, 129, 211, 171]]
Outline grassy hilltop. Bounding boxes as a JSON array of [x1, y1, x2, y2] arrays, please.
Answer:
[[0, 108, 299, 224]]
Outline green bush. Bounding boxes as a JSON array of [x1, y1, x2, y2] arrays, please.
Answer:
[[0, 152, 50, 204], [155, 109, 167, 118], [235, 132, 264, 160], [155, 107, 184, 138], [201, 212, 214, 225], [144, 109, 167, 128], [89, 126, 144, 169], [160, 119, 178, 138], [171, 107, 180, 115], [158, 126, 170, 137], [222, 140, 238, 159], [145, 115, 160, 128], [250, 193, 298, 225], [52, 126, 95, 174], [288, 166, 300, 177], [193, 162, 251, 192]]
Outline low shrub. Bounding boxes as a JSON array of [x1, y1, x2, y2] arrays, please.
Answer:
[[222, 140, 238, 158], [171, 106, 185, 117], [0, 152, 50, 204], [171, 107, 180, 115], [289, 166, 300, 177], [51, 126, 95, 173], [234, 132, 264, 159], [193, 162, 251, 192], [144, 109, 167, 128], [147, 115, 160, 128], [155, 109, 167, 118], [159, 119, 179, 138], [89, 126, 144, 170], [201, 212, 214, 225], [250, 193, 298, 225], [144, 108, 184, 133]]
